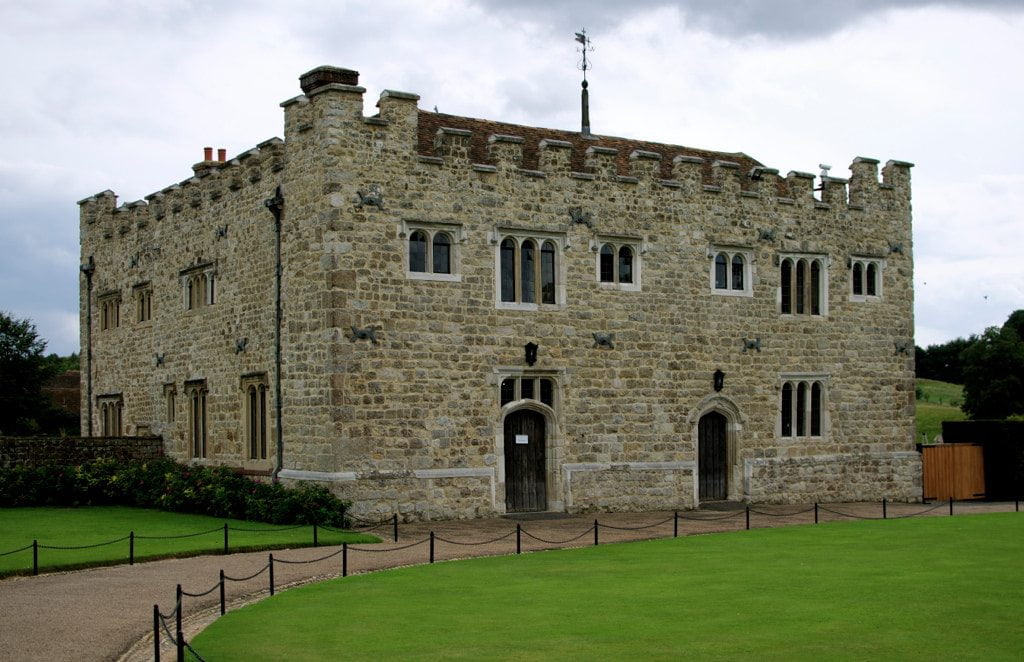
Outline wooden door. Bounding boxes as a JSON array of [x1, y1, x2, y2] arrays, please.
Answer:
[[504, 410, 547, 512], [699, 412, 728, 501], [922, 444, 986, 500]]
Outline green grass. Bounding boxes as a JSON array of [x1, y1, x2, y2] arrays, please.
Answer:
[[193, 514, 1024, 661], [0, 506, 378, 576], [916, 378, 967, 442]]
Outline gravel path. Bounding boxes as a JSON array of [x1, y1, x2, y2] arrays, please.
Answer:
[[0, 501, 1016, 661]]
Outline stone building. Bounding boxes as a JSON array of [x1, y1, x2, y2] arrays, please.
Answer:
[[78, 66, 920, 519]]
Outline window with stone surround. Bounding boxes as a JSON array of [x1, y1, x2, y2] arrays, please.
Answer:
[[498, 373, 558, 408], [710, 246, 753, 296], [98, 291, 121, 331], [850, 257, 883, 301], [164, 383, 176, 423], [780, 375, 828, 438], [180, 263, 216, 310], [593, 236, 643, 291], [134, 283, 153, 323], [401, 220, 463, 282], [241, 374, 268, 460], [495, 230, 565, 308], [185, 380, 208, 458], [97, 394, 123, 436], [779, 254, 828, 316]]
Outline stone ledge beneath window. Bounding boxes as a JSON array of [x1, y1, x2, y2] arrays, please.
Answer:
[[407, 271, 462, 283]]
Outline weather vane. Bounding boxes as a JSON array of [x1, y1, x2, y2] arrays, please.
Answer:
[[575, 28, 594, 137]]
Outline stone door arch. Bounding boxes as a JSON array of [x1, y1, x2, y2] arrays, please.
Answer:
[[698, 411, 728, 500], [688, 394, 745, 504]]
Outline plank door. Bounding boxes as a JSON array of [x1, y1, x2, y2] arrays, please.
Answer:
[[699, 411, 728, 501], [922, 443, 986, 501], [504, 410, 547, 512]]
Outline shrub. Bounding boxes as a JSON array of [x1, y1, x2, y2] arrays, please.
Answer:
[[0, 458, 351, 527]]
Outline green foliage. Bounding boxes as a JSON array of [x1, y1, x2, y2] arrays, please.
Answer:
[[194, 515, 1024, 661], [961, 310, 1024, 420], [0, 458, 351, 526], [915, 336, 977, 383], [915, 378, 967, 442]]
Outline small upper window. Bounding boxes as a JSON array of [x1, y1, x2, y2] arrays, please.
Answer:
[[500, 376, 555, 407], [710, 247, 752, 296], [99, 293, 121, 331], [850, 258, 883, 301], [134, 284, 153, 323], [594, 237, 642, 291], [403, 222, 462, 281], [180, 264, 215, 310]]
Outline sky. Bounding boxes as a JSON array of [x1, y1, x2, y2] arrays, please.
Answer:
[[1, 0, 1022, 355]]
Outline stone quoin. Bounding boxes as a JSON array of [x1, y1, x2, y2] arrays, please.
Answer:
[[78, 65, 920, 520]]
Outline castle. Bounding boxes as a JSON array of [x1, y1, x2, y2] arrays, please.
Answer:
[[78, 66, 920, 519]]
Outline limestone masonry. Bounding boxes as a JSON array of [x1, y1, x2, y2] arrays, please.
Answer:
[[79, 66, 920, 519]]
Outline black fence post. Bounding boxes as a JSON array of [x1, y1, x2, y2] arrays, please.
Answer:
[[949, 498, 954, 516], [269, 554, 275, 596], [516, 523, 521, 554], [594, 520, 599, 546], [219, 569, 226, 615], [130, 531, 135, 565], [175, 584, 184, 662], [883, 498, 888, 520], [673, 511, 679, 538], [153, 604, 161, 662], [745, 506, 750, 531], [32, 540, 38, 576], [814, 502, 819, 524], [223, 523, 229, 555], [313, 523, 319, 548], [342, 543, 348, 577], [393, 514, 399, 542], [1016, 498, 1020, 513], [429, 531, 435, 564]]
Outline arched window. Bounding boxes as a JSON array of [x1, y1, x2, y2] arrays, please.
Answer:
[[498, 235, 564, 305], [866, 263, 877, 296], [781, 259, 792, 314], [850, 258, 883, 301], [500, 239, 516, 302], [600, 245, 615, 283], [499, 376, 556, 408], [810, 260, 821, 315], [409, 230, 427, 272], [780, 255, 826, 316], [852, 262, 863, 295], [795, 260, 806, 314], [618, 246, 634, 284], [731, 255, 744, 291], [781, 378, 826, 438], [432, 233, 451, 274], [714, 253, 728, 289], [187, 381, 207, 458]]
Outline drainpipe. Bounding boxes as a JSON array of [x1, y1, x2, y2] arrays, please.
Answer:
[[264, 186, 285, 481], [80, 256, 95, 436]]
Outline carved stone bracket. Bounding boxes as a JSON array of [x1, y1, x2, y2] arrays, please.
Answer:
[[350, 326, 380, 344], [568, 207, 594, 229], [894, 340, 911, 355], [155, 353, 165, 367], [215, 225, 228, 239], [592, 332, 615, 349], [742, 338, 762, 353], [759, 228, 776, 242], [355, 185, 384, 211], [889, 242, 904, 254], [235, 338, 248, 354]]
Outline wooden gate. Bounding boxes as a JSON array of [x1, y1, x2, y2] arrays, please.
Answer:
[[699, 412, 728, 501], [922, 444, 986, 501], [504, 410, 547, 512]]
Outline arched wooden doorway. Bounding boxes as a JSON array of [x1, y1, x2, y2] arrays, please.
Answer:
[[698, 411, 728, 501], [504, 409, 547, 512]]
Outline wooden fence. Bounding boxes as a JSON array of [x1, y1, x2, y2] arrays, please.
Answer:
[[922, 443, 985, 501]]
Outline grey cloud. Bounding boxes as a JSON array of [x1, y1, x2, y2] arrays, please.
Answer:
[[472, 0, 1024, 39]]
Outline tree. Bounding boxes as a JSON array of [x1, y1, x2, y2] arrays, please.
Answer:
[[960, 310, 1024, 420], [915, 336, 977, 383], [0, 312, 53, 435]]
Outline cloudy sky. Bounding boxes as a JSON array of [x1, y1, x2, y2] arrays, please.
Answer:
[[1, 0, 1022, 355]]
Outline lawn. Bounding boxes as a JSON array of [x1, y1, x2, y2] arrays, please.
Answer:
[[0, 506, 378, 576], [916, 378, 967, 442], [193, 513, 1024, 661]]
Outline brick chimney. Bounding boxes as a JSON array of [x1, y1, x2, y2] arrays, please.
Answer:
[[193, 147, 225, 174], [299, 66, 360, 96]]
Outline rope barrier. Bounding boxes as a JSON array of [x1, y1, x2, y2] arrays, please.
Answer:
[[157, 612, 178, 646], [677, 510, 746, 521], [184, 641, 208, 662], [223, 563, 271, 583], [747, 506, 817, 517], [136, 526, 223, 540], [0, 543, 34, 557], [273, 548, 344, 565], [227, 524, 307, 533], [596, 516, 674, 531], [880, 502, 948, 519], [39, 535, 131, 550], [520, 526, 596, 545], [347, 538, 429, 553], [181, 582, 221, 598], [434, 530, 516, 546], [817, 506, 881, 520]]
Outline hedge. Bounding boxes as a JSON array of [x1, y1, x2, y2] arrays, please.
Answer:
[[0, 458, 351, 527]]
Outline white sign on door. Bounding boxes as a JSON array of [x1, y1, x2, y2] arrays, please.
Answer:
[[515, 434, 529, 445]]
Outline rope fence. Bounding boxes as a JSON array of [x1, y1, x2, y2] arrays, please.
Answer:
[[146, 497, 1020, 662]]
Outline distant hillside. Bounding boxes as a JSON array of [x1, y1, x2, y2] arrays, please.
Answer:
[[916, 378, 967, 442]]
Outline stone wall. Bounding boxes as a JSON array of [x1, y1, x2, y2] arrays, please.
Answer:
[[80, 65, 920, 520], [0, 436, 163, 468]]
